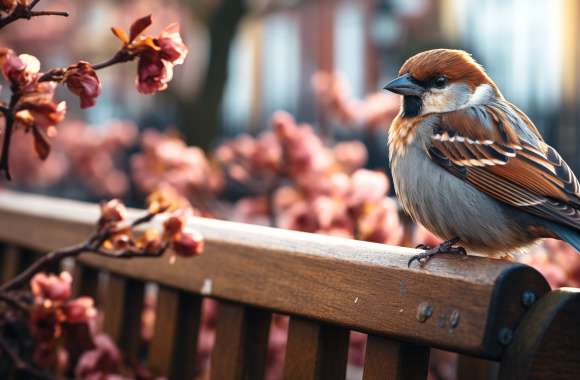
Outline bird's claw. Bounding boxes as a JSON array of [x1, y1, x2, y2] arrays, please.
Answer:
[[408, 237, 467, 268]]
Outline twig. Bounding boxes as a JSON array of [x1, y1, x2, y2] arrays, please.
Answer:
[[0, 336, 59, 380], [92, 50, 135, 71], [0, 242, 88, 292], [0, 2, 69, 30], [0, 92, 19, 180], [3, 48, 136, 180], [0, 292, 29, 312], [92, 244, 168, 259], [0, 211, 165, 292]]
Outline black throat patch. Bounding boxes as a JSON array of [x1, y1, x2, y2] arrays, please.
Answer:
[[402, 95, 422, 118]]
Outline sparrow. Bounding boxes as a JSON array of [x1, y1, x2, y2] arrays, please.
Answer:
[[383, 49, 580, 266]]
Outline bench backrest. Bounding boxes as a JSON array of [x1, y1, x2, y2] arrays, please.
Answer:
[[0, 191, 578, 380]]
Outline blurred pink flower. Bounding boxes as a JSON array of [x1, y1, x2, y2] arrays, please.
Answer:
[[75, 334, 124, 380], [54, 120, 137, 197], [62, 297, 97, 324], [346, 169, 389, 208], [30, 272, 72, 303], [358, 198, 404, 245], [520, 239, 580, 288], [7, 128, 68, 186], [311, 71, 399, 131], [232, 196, 270, 225], [333, 141, 368, 173], [132, 129, 223, 199], [273, 112, 332, 181]]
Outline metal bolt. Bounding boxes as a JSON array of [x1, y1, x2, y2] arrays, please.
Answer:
[[449, 310, 460, 328], [416, 302, 433, 322], [521, 291, 536, 308], [498, 328, 513, 346]]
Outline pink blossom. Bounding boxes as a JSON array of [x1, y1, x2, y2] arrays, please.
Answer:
[[136, 51, 173, 94], [75, 334, 124, 380], [62, 297, 97, 324], [358, 198, 404, 245], [158, 23, 188, 65], [232, 196, 270, 225], [64, 61, 101, 108], [98, 199, 127, 229], [171, 229, 204, 257], [30, 272, 72, 302], [347, 169, 389, 208], [334, 141, 368, 173]]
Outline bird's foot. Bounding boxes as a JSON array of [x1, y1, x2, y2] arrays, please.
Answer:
[[408, 237, 467, 267]]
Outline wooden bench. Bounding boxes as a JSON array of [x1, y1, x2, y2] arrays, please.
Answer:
[[0, 191, 578, 380]]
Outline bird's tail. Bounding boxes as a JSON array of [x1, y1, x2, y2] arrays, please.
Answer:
[[550, 223, 580, 253]]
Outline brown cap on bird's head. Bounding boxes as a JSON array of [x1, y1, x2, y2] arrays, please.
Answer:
[[399, 49, 495, 90]]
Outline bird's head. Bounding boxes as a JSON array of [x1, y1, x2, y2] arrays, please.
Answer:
[[384, 49, 500, 118]]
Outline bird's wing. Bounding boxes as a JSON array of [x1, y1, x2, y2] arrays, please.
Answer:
[[427, 104, 580, 231]]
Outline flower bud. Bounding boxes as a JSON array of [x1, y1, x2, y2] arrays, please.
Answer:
[[98, 199, 127, 227], [64, 61, 101, 109], [171, 229, 204, 257]]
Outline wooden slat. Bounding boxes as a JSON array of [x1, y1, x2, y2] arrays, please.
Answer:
[[362, 335, 430, 380], [0, 245, 20, 284], [102, 274, 145, 359], [148, 286, 202, 379], [210, 301, 271, 380], [0, 191, 551, 358], [457, 355, 499, 380], [17, 249, 42, 275], [283, 317, 349, 380], [72, 263, 99, 299]]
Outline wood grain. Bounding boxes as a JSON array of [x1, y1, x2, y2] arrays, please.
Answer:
[[499, 288, 580, 379], [457, 355, 498, 380], [148, 286, 201, 380], [102, 274, 144, 359], [0, 191, 550, 358], [362, 335, 430, 380], [211, 301, 271, 380], [0, 245, 20, 284], [283, 317, 349, 380]]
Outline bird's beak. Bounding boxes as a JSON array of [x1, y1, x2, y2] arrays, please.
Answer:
[[383, 73, 425, 96]]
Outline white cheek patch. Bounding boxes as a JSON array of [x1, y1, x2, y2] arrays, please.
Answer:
[[420, 83, 494, 115], [465, 83, 494, 107]]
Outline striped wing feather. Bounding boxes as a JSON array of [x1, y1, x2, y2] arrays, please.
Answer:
[[428, 107, 580, 231]]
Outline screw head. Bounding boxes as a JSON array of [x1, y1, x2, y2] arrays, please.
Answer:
[[416, 302, 433, 323], [449, 310, 460, 328], [521, 291, 536, 308], [498, 328, 513, 345]]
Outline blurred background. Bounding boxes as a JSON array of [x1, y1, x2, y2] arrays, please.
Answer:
[[2, 0, 580, 202]]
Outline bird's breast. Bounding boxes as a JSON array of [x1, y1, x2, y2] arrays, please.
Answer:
[[389, 133, 535, 255], [388, 115, 421, 161]]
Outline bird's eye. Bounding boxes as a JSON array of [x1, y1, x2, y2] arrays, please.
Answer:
[[434, 75, 447, 89]]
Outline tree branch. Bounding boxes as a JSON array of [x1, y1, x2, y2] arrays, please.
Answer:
[[0, 335, 60, 380], [0, 2, 69, 30], [0, 210, 166, 292], [0, 292, 29, 312], [0, 242, 88, 292], [0, 92, 20, 180]]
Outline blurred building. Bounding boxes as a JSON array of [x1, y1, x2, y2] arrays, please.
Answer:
[[221, 0, 580, 169]]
